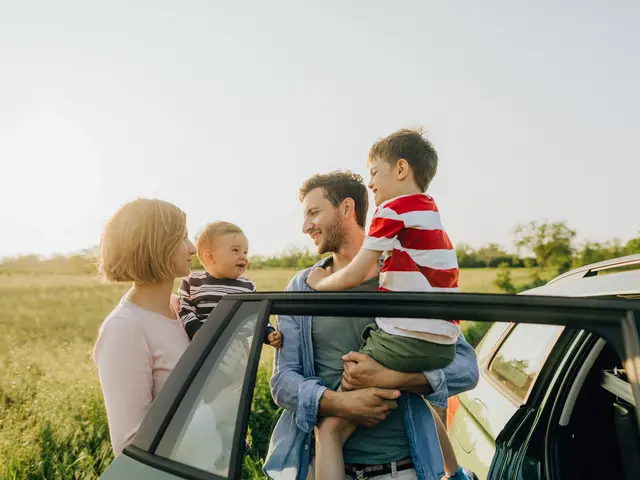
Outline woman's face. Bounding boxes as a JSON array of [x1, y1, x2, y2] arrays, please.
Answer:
[[172, 230, 197, 278]]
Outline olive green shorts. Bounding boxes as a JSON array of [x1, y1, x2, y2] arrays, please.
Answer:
[[360, 323, 455, 373]]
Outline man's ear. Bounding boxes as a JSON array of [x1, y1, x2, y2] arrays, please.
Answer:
[[342, 197, 356, 220], [396, 159, 410, 181]]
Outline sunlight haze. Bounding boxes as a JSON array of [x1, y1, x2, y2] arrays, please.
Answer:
[[1, 1, 638, 258]]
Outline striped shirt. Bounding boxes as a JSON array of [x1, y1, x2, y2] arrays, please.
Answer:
[[363, 193, 461, 344], [178, 271, 274, 341]]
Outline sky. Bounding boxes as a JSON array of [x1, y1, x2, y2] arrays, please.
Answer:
[[1, 1, 638, 258]]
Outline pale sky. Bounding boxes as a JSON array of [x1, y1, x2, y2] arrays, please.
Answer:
[[1, 1, 638, 258]]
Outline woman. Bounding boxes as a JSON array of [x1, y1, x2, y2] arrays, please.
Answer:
[[93, 198, 196, 456]]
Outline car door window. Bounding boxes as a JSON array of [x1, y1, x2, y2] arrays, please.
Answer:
[[488, 323, 563, 403], [155, 302, 265, 478]]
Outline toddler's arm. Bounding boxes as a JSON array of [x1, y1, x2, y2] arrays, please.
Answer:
[[178, 277, 202, 340]]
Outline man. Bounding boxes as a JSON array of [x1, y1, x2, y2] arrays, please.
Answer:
[[265, 171, 479, 480]]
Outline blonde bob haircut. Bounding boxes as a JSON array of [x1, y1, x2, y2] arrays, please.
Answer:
[[98, 198, 187, 283]]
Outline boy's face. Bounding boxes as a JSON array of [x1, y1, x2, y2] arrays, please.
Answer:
[[205, 232, 249, 279], [368, 156, 400, 206]]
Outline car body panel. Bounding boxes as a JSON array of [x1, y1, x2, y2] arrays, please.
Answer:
[[449, 257, 640, 479], [101, 454, 184, 480], [525, 269, 640, 298]]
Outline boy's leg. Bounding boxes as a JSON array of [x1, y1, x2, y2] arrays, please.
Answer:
[[358, 326, 467, 479], [314, 416, 357, 480]]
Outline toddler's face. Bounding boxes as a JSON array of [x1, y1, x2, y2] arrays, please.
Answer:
[[209, 233, 249, 279]]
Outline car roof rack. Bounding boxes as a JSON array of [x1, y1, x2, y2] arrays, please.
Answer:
[[548, 254, 640, 285]]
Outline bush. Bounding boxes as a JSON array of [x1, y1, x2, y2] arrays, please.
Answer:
[[461, 321, 493, 348]]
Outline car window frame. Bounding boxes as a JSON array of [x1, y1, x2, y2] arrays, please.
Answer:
[[117, 292, 640, 480], [124, 299, 271, 480], [154, 300, 270, 478]]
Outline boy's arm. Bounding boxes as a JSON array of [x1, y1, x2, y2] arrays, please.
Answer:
[[310, 202, 407, 291], [312, 249, 381, 291]]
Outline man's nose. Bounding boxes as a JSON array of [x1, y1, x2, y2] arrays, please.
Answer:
[[302, 218, 312, 234]]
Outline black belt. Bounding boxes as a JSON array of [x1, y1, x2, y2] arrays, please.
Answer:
[[344, 456, 414, 478]]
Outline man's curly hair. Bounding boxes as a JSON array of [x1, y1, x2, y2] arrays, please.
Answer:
[[299, 170, 368, 228]]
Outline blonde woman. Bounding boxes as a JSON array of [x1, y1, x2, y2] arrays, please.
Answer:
[[93, 198, 196, 456]]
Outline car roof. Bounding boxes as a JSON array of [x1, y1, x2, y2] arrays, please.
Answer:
[[522, 253, 640, 298]]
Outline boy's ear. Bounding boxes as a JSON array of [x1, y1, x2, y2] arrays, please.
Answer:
[[396, 159, 410, 181]]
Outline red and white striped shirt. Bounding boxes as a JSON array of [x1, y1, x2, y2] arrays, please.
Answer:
[[363, 193, 461, 344]]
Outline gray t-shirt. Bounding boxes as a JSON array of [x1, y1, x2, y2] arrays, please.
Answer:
[[311, 274, 410, 464]]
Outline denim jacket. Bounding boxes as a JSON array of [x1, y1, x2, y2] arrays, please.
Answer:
[[264, 259, 479, 480]]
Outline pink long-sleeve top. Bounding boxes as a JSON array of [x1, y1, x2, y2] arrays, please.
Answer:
[[93, 296, 189, 456]]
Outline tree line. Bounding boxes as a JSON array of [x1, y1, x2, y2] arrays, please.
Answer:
[[1, 221, 638, 276]]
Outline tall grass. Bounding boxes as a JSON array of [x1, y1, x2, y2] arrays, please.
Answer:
[[1, 267, 528, 478]]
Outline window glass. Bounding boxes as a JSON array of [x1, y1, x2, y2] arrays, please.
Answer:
[[158, 302, 260, 477], [488, 323, 563, 402]]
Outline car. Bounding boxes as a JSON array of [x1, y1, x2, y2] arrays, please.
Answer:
[[447, 254, 640, 480], [99, 264, 640, 480]]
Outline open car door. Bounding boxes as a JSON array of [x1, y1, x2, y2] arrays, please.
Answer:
[[100, 292, 640, 480]]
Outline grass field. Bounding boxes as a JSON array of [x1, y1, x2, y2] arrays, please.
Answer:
[[0, 267, 537, 479]]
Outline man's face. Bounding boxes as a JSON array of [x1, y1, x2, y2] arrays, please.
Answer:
[[302, 187, 345, 254]]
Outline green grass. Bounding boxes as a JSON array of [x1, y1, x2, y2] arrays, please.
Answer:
[[0, 267, 538, 478]]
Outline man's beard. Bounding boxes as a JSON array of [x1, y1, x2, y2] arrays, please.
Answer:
[[317, 215, 346, 255]]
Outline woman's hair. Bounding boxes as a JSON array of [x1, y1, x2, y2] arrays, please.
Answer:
[[98, 198, 187, 283]]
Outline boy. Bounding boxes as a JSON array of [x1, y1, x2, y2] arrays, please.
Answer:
[[178, 221, 282, 347], [307, 128, 467, 480]]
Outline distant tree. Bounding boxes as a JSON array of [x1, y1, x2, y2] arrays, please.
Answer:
[[625, 233, 640, 255], [476, 243, 508, 268], [514, 221, 576, 274], [573, 239, 627, 268], [456, 243, 482, 268]]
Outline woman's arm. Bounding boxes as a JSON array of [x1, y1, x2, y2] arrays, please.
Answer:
[[94, 318, 154, 456]]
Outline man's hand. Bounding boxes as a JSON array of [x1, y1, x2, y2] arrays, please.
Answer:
[[268, 331, 283, 349], [306, 267, 330, 290], [320, 387, 400, 427], [341, 351, 433, 394], [341, 352, 399, 391]]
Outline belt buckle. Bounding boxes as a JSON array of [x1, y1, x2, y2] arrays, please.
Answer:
[[355, 468, 368, 480]]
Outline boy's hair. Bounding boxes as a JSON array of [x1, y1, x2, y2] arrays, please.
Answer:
[[196, 221, 244, 258], [369, 127, 438, 192], [98, 198, 187, 283], [298, 170, 368, 229]]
